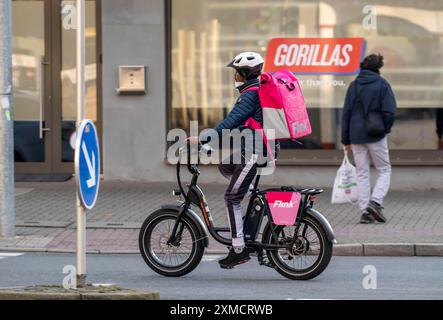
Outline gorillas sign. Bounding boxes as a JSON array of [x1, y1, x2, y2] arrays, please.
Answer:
[[265, 38, 366, 75]]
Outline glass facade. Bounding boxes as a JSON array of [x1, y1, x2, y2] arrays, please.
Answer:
[[12, 1, 46, 162], [170, 0, 443, 155]]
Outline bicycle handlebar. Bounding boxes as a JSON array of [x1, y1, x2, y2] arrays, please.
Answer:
[[176, 141, 214, 198], [178, 141, 213, 174]]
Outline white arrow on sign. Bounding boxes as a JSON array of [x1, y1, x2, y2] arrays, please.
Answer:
[[81, 142, 96, 188]]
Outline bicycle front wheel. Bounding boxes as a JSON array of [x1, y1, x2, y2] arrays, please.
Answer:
[[139, 209, 205, 277]]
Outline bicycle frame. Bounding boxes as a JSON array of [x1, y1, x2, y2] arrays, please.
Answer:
[[166, 143, 326, 252]]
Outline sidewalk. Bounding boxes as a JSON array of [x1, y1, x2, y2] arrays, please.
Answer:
[[1, 180, 443, 256]]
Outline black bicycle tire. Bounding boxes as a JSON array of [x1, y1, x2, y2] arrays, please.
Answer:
[[139, 209, 205, 277]]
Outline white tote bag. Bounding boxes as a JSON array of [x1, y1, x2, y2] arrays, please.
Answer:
[[331, 150, 359, 204]]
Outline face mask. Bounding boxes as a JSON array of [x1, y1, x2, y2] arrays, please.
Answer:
[[235, 81, 244, 88]]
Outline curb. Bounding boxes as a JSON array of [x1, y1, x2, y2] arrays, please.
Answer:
[[1, 244, 443, 256], [0, 288, 160, 300], [415, 243, 443, 257], [0, 247, 141, 254], [334, 243, 443, 257], [363, 243, 414, 256], [332, 244, 363, 256], [0, 247, 230, 255]]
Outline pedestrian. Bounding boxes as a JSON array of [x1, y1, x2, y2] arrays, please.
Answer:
[[341, 54, 397, 224]]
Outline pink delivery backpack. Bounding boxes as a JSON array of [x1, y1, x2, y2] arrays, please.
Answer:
[[245, 70, 312, 141]]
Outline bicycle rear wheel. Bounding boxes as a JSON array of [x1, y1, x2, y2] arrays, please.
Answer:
[[139, 209, 205, 277], [263, 215, 333, 280]]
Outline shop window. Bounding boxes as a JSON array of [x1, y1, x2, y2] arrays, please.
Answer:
[[169, 0, 443, 161]]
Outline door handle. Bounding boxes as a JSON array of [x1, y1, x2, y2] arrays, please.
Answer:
[[39, 57, 51, 139]]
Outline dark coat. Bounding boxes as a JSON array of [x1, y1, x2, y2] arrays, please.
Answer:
[[214, 78, 262, 135], [341, 70, 397, 145]]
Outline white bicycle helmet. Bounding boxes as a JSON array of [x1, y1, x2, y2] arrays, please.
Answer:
[[227, 52, 264, 80]]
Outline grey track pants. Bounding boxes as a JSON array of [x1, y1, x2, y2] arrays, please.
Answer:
[[351, 136, 392, 213]]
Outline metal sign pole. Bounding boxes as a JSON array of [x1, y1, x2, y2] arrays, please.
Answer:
[[76, 0, 86, 288], [0, 0, 15, 239]]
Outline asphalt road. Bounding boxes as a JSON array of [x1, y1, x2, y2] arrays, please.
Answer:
[[1, 253, 442, 300]]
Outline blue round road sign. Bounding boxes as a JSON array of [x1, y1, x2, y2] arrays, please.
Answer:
[[75, 119, 100, 210]]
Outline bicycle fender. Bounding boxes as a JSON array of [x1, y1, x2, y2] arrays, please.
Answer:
[[306, 207, 337, 244], [161, 204, 210, 248]]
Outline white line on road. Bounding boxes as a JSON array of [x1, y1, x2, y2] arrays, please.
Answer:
[[0, 253, 24, 260]]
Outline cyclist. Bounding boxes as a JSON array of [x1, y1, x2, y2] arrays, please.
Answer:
[[192, 52, 276, 269]]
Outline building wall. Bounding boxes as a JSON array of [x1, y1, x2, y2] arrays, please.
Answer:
[[101, 0, 175, 182], [101, 0, 443, 191]]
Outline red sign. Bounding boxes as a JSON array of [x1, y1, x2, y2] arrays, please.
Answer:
[[264, 38, 366, 75]]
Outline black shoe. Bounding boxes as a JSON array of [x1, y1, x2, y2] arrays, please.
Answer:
[[367, 201, 387, 223], [219, 247, 250, 269], [360, 212, 375, 224]]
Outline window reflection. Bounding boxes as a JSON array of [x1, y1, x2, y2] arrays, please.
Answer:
[[171, 0, 443, 151], [12, 1, 45, 162]]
